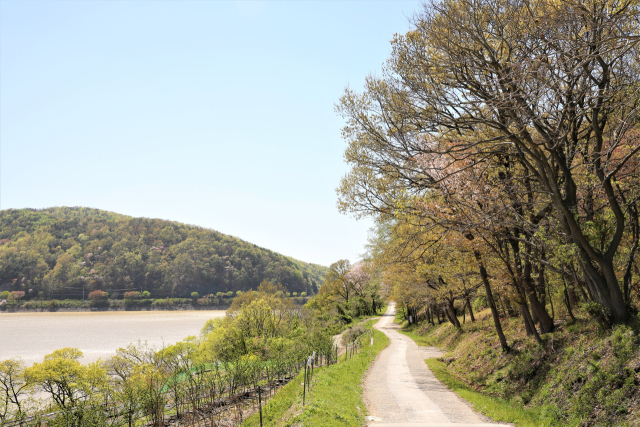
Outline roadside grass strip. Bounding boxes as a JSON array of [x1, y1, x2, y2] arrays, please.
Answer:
[[424, 358, 574, 427], [242, 319, 389, 427], [398, 329, 577, 427]]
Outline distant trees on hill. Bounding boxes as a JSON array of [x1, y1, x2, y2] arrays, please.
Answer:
[[0, 207, 327, 299]]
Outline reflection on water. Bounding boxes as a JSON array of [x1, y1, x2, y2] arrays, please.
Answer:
[[0, 310, 225, 365]]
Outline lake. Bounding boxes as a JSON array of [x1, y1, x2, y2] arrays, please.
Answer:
[[0, 310, 226, 366]]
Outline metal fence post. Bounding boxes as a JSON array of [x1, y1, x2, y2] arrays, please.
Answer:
[[258, 385, 263, 427], [303, 363, 307, 406]]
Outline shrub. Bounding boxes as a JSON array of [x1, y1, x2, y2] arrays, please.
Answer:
[[124, 298, 138, 307], [141, 290, 151, 298], [124, 291, 140, 299], [48, 300, 59, 311], [8, 291, 25, 301], [88, 290, 109, 307], [88, 290, 107, 300], [292, 292, 298, 297], [342, 325, 366, 346], [301, 292, 307, 297], [191, 292, 199, 299], [0, 291, 9, 299], [226, 291, 233, 297]]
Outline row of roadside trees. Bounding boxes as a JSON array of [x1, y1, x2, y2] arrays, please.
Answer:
[[336, 0, 639, 349]]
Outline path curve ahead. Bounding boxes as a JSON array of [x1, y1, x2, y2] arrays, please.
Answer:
[[363, 303, 512, 427]]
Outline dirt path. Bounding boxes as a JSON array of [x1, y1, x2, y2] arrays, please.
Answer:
[[363, 303, 512, 427]]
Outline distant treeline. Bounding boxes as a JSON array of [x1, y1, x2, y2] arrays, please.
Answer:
[[0, 207, 327, 299]]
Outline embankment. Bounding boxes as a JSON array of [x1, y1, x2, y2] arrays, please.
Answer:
[[400, 308, 640, 426]]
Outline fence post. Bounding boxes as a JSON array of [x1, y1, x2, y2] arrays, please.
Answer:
[[258, 385, 263, 427], [303, 363, 307, 406]]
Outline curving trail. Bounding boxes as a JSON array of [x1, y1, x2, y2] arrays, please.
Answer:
[[363, 303, 512, 427]]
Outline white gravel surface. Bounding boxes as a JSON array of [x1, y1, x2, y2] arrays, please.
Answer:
[[363, 303, 512, 427]]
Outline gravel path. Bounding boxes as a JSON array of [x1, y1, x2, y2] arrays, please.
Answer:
[[363, 303, 512, 427]]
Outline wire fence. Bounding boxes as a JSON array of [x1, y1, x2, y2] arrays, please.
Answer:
[[3, 329, 376, 427]]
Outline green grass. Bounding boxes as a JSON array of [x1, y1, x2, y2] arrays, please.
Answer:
[[242, 319, 389, 427], [397, 329, 436, 347], [397, 323, 584, 427], [424, 358, 574, 427]]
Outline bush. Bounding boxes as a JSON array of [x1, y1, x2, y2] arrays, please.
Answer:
[[124, 291, 140, 299], [8, 291, 25, 301], [88, 290, 107, 300], [342, 325, 366, 346], [124, 298, 138, 307], [48, 300, 59, 311], [191, 292, 199, 299], [88, 290, 109, 307], [301, 292, 307, 297], [141, 290, 151, 298], [0, 290, 9, 299]]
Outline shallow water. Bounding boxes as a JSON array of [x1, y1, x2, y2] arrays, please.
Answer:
[[0, 310, 225, 365]]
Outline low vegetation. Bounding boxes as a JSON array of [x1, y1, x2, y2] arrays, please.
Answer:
[[0, 282, 337, 426], [1, 279, 386, 426], [242, 319, 389, 427], [400, 306, 640, 426], [0, 294, 310, 312]]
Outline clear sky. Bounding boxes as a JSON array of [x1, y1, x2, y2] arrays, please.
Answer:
[[0, 0, 422, 267]]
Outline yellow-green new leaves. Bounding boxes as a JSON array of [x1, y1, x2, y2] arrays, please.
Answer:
[[25, 347, 108, 410], [0, 358, 31, 422]]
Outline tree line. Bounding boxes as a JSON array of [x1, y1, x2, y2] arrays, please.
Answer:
[[336, 0, 639, 349], [0, 207, 327, 300]]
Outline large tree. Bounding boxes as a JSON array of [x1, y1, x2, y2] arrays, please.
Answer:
[[337, 0, 640, 323]]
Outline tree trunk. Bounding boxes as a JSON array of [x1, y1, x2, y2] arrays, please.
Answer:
[[462, 301, 467, 324], [520, 300, 543, 345], [563, 278, 576, 322], [519, 240, 555, 333], [446, 300, 461, 328], [547, 282, 555, 320], [474, 250, 509, 352], [466, 299, 476, 322]]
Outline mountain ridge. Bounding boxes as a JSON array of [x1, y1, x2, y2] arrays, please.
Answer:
[[0, 207, 327, 299]]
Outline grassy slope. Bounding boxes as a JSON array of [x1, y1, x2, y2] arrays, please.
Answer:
[[398, 308, 640, 427], [242, 319, 389, 427]]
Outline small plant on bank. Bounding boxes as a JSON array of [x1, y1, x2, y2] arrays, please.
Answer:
[[48, 299, 59, 311], [88, 290, 109, 308]]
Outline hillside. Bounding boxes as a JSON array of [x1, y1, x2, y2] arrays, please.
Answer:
[[399, 308, 640, 426], [0, 207, 327, 299]]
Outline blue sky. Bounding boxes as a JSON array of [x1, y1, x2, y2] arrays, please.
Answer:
[[1, 0, 422, 266]]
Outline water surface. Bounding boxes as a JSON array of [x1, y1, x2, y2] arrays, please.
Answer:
[[0, 310, 225, 365]]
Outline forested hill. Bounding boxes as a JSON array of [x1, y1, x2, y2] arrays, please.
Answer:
[[0, 207, 327, 299]]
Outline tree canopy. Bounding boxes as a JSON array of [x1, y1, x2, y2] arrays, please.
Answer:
[[337, 0, 639, 342], [0, 207, 327, 299]]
